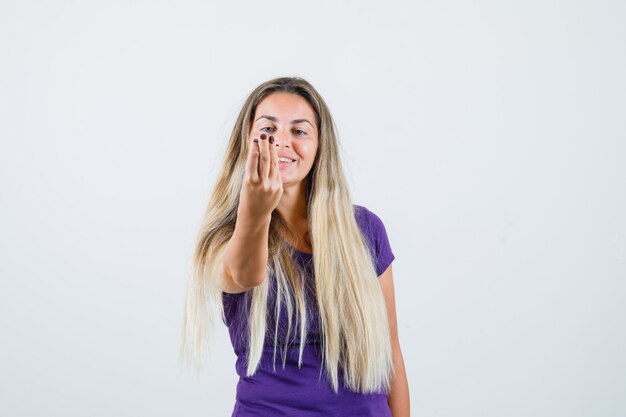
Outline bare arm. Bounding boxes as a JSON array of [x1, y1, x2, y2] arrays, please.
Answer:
[[222, 211, 272, 292], [380, 264, 411, 417], [222, 132, 283, 293]]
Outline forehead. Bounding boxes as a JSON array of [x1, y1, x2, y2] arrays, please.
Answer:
[[254, 92, 315, 121]]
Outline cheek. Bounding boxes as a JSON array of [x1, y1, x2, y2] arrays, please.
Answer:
[[297, 143, 318, 159]]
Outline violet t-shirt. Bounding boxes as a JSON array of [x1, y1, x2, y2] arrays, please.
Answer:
[[221, 204, 395, 417]]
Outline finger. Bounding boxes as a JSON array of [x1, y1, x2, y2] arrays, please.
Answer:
[[259, 133, 270, 179], [270, 136, 283, 188], [268, 135, 278, 181], [245, 137, 260, 183]]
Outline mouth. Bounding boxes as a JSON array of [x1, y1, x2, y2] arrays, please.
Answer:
[[278, 157, 296, 167]]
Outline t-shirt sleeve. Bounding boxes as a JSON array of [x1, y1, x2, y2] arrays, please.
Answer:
[[357, 206, 396, 277]]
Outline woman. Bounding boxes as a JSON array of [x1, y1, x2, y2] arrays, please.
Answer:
[[180, 76, 410, 416]]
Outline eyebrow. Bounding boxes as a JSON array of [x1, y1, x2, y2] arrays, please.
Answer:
[[255, 115, 314, 128]]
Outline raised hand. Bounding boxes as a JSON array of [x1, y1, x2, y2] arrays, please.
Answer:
[[238, 133, 283, 220]]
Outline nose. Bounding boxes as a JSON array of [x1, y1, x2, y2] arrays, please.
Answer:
[[273, 131, 291, 149]]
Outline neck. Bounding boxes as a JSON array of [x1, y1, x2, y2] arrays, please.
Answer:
[[277, 179, 313, 253], [276, 178, 309, 225]]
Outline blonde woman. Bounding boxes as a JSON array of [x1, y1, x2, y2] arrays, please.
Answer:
[[180, 76, 410, 417]]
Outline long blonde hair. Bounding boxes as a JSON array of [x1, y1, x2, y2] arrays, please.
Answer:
[[179, 76, 394, 394]]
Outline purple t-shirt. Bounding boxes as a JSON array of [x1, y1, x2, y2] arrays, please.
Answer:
[[221, 204, 395, 417]]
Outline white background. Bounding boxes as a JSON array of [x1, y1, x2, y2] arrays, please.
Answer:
[[1, 1, 624, 416]]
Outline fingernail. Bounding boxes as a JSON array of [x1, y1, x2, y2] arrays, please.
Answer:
[[268, 136, 274, 144], [260, 133, 267, 140], [253, 138, 258, 143]]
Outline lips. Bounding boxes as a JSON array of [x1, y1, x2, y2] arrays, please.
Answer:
[[278, 159, 294, 166]]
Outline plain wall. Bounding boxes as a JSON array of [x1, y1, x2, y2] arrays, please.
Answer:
[[1, 1, 624, 416]]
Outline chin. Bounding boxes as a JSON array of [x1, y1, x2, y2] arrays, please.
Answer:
[[281, 176, 304, 187]]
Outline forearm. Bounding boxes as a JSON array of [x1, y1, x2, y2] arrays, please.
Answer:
[[388, 345, 410, 417], [223, 209, 271, 288]]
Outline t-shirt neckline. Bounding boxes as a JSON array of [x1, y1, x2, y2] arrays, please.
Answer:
[[287, 243, 313, 256]]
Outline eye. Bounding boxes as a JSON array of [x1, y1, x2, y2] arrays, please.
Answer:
[[260, 126, 275, 132], [293, 129, 307, 136]]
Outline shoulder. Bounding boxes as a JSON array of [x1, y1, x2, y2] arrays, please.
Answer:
[[353, 204, 390, 242], [353, 204, 385, 228], [352, 204, 395, 276]]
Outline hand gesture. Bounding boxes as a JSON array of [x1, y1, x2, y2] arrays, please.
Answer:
[[238, 133, 283, 220]]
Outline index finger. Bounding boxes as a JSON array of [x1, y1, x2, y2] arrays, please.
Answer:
[[245, 137, 260, 183], [268, 135, 279, 181]]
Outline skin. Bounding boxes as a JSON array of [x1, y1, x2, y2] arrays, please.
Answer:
[[225, 92, 315, 292], [380, 264, 411, 417], [247, 92, 410, 416], [248, 91, 318, 252]]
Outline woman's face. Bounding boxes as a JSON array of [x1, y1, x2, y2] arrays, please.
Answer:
[[249, 92, 319, 188]]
